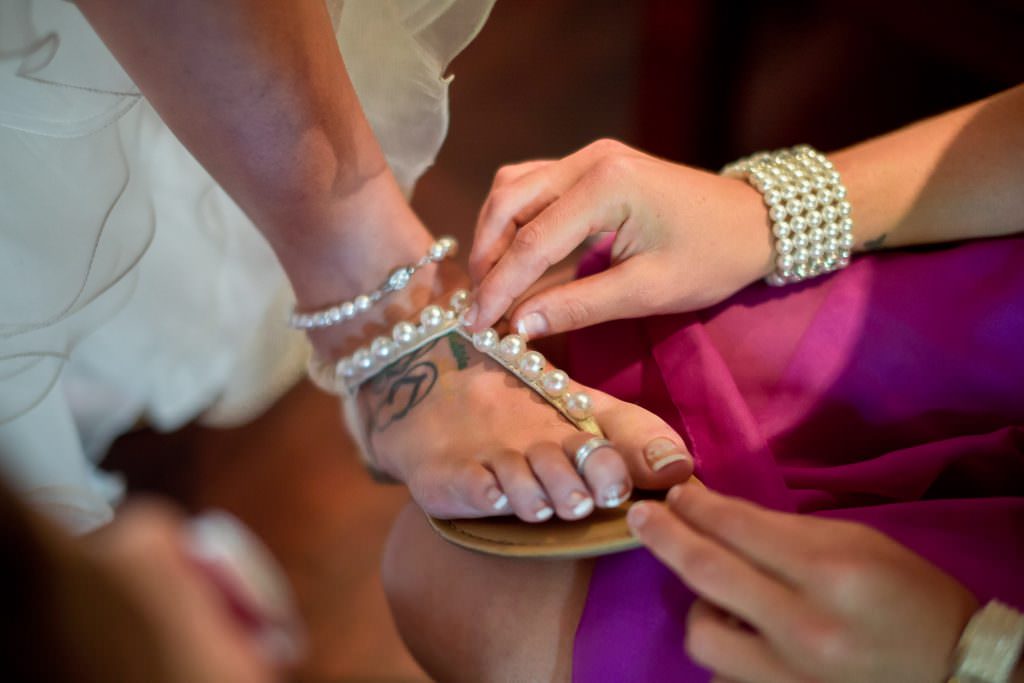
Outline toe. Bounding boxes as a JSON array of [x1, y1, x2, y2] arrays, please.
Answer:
[[487, 449, 555, 523], [562, 432, 632, 509], [411, 460, 509, 519], [526, 442, 595, 520], [590, 389, 694, 490]]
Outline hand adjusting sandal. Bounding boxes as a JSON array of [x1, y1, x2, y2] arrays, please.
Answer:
[[309, 288, 651, 558]]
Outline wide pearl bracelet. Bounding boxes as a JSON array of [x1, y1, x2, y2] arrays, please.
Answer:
[[288, 236, 458, 329], [307, 289, 603, 436], [722, 145, 855, 286]]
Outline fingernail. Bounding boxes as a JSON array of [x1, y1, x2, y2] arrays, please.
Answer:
[[535, 504, 555, 521], [568, 491, 594, 518], [461, 302, 478, 327], [627, 502, 650, 530], [667, 484, 684, 504], [487, 486, 509, 511], [602, 482, 631, 508], [515, 312, 549, 339], [644, 438, 690, 472]]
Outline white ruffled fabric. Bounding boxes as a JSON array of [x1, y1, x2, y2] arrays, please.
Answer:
[[0, 0, 494, 532]]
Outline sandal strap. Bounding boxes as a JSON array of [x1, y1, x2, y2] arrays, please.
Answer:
[[308, 290, 604, 473]]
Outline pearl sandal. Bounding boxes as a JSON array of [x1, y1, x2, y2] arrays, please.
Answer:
[[308, 289, 648, 559]]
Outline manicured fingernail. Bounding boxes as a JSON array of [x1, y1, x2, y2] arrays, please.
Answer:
[[535, 505, 555, 521], [515, 312, 549, 339], [645, 438, 689, 472], [487, 486, 509, 511], [602, 482, 631, 508], [568, 491, 594, 518], [461, 302, 478, 327], [627, 502, 650, 530], [667, 484, 684, 504]]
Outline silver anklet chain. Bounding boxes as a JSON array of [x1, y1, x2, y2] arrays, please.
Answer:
[[288, 236, 458, 330]]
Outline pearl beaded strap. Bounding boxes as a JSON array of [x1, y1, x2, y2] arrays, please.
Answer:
[[307, 289, 604, 437], [288, 236, 458, 329], [722, 145, 855, 286]]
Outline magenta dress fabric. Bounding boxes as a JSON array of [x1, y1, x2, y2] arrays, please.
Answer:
[[569, 236, 1024, 682]]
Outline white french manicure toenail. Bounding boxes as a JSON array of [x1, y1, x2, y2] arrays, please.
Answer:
[[536, 505, 554, 521], [492, 493, 509, 511], [645, 438, 688, 471], [571, 496, 594, 518], [516, 312, 549, 339], [650, 452, 688, 472], [602, 483, 630, 508]]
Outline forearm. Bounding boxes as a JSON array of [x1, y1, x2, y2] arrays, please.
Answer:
[[75, 0, 433, 308], [831, 84, 1024, 252]]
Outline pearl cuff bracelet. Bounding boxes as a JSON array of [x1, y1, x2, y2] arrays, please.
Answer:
[[722, 145, 855, 286], [288, 236, 458, 329]]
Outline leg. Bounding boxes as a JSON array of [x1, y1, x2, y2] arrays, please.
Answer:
[[382, 503, 592, 682]]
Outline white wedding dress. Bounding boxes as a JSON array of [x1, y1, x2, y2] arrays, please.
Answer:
[[0, 0, 495, 532]]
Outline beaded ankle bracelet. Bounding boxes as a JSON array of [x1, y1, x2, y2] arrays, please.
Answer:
[[722, 145, 855, 286], [307, 289, 603, 438], [288, 236, 458, 329]]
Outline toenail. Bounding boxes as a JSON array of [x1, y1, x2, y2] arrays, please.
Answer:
[[487, 487, 509, 511], [645, 438, 688, 471], [568, 491, 594, 518], [535, 505, 555, 521], [602, 482, 631, 508]]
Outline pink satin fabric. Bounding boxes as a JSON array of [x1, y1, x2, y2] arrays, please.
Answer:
[[570, 236, 1024, 682]]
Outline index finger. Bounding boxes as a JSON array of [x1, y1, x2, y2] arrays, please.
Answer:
[[628, 500, 807, 634], [467, 182, 629, 332], [665, 482, 828, 585]]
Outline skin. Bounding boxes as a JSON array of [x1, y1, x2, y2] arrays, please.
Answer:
[[10, 497, 287, 683], [385, 87, 1024, 681], [72, 0, 695, 524], [464, 84, 1024, 339], [628, 484, 983, 683]]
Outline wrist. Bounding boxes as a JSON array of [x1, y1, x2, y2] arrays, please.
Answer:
[[271, 170, 436, 310], [719, 146, 853, 287], [720, 175, 776, 286]]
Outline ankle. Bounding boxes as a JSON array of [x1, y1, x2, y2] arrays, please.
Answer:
[[305, 260, 470, 360]]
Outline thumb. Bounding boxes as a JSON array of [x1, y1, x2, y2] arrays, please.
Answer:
[[509, 257, 656, 338]]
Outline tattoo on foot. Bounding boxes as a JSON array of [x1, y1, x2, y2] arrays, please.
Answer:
[[447, 334, 471, 370], [367, 340, 441, 432], [365, 334, 476, 432]]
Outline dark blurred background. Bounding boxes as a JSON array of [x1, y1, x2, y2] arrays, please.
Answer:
[[103, 2, 1023, 681]]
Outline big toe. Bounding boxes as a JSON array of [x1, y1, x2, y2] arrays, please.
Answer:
[[591, 390, 694, 490]]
